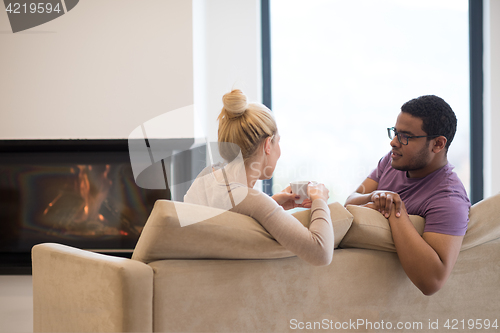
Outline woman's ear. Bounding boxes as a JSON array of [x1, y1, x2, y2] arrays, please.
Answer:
[[432, 136, 447, 153], [264, 137, 272, 155]]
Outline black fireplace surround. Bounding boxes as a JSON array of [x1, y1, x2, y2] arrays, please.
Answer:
[[0, 140, 175, 274]]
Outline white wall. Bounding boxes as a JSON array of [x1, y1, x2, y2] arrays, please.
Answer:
[[484, 0, 500, 197], [0, 0, 196, 139], [201, 0, 262, 143], [0, 0, 261, 140]]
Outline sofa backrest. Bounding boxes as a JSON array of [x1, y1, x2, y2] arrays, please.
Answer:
[[133, 193, 500, 263], [132, 201, 353, 263], [462, 192, 500, 250], [340, 192, 500, 252]]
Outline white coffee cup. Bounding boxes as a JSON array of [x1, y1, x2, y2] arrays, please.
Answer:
[[290, 181, 313, 204]]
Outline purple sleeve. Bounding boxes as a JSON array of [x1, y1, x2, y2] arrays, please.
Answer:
[[368, 152, 391, 183], [423, 194, 470, 236]]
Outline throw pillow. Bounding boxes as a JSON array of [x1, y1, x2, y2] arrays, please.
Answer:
[[340, 194, 500, 252], [132, 200, 353, 263], [339, 205, 425, 252]]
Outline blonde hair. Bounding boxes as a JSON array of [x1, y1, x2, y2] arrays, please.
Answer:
[[217, 89, 277, 163]]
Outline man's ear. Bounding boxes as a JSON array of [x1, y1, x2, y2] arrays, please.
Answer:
[[432, 136, 447, 153]]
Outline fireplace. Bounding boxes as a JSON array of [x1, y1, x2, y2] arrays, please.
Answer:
[[0, 139, 202, 274]]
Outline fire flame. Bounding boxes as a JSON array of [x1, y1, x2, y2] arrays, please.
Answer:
[[43, 193, 62, 215], [43, 164, 122, 236]]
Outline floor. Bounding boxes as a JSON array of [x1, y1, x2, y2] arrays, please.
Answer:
[[0, 275, 33, 333]]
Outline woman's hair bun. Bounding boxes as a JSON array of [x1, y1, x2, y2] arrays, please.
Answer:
[[222, 89, 248, 118]]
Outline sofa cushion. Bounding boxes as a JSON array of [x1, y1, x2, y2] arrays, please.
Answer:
[[132, 200, 353, 263], [339, 205, 425, 252], [461, 192, 500, 250], [339, 193, 500, 252]]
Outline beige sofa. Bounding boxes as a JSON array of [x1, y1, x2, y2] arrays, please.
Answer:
[[32, 194, 500, 333]]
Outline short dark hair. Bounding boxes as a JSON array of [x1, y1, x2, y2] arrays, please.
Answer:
[[401, 95, 457, 150]]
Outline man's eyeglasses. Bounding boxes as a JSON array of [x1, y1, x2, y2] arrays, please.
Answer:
[[387, 127, 441, 146]]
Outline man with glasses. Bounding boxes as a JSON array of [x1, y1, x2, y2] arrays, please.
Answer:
[[345, 95, 470, 296]]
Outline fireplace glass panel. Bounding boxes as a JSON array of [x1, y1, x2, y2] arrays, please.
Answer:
[[0, 150, 168, 254]]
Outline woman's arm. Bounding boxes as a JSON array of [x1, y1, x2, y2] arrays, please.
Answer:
[[234, 187, 333, 266]]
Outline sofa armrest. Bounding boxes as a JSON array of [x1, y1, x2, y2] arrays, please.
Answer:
[[32, 243, 153, 333]]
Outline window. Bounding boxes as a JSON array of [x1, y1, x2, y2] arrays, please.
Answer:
[[269, 0, 470, 203]]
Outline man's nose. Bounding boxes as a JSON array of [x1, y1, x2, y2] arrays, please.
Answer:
[[390, 136, 401, 147]]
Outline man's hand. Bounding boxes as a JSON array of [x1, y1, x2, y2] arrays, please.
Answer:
[[345, 178, 404, 218], [370, 190, 404, 218]]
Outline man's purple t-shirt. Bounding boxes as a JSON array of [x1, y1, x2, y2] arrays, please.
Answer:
[[368, 152, 470, 236]]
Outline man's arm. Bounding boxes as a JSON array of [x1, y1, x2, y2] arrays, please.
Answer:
[[344, 178, 379, 206], [349, 179, 463, 295], [345, 178, 403, 218], [387, 204, 463, 296]]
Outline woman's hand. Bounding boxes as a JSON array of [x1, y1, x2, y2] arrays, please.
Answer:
[[308, 182, 329, 203], [300, 198, 312, 208], [272, 186, 300, 210]]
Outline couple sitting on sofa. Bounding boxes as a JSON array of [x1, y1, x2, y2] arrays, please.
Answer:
[[184, 89, 470, 296]]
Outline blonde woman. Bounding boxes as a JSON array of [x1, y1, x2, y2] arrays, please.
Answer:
[[184, 89, 333, 266]]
